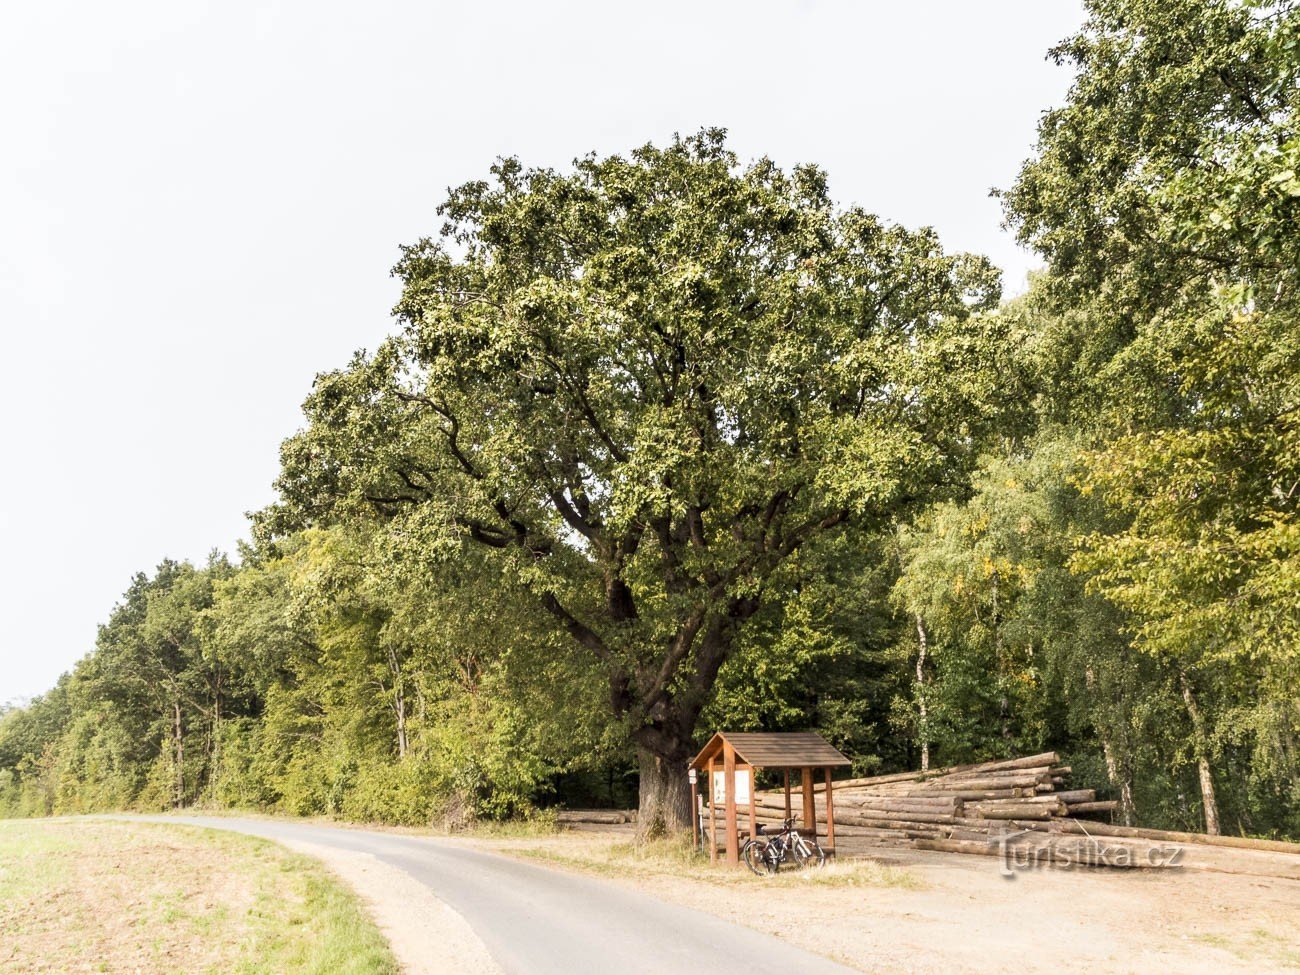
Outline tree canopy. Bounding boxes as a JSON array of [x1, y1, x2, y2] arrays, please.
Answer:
[[258, 129, 1008, 829]]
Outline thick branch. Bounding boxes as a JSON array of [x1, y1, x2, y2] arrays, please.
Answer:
[[538, 592, 611, 661], [551, 490, 601, 542], [642, 604, 711, 715]]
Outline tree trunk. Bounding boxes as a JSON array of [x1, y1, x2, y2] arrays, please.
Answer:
[[626, 603, 758, 838], [1100, 737, 1136, 826], [1194, 754, 1219, 834], [209, 688, 221, 803], [1179, 670, 1220, 835], [386, 646, 409, 759], [915, 613, 930, 772], [635, 745, 692, 839], [172, 700, 185, 809], [395, 686, 408, 759], [1084, 665, 1135, 825], [991, 570, 1012, 748]]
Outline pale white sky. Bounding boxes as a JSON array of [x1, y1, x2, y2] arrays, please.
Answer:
[[0, 0, 1084, 703]]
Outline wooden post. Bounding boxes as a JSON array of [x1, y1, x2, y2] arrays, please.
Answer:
[[708, 756, 717, 863], [690, 769, 699, 853], [802, 766, 816, 838], [824, 767, 836, 854], [723, 740, 739, 866], [747, 765, 757, 839], [784, 768, 792, 821]]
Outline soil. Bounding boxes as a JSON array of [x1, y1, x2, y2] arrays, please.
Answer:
[[0, 821, 261, 974]]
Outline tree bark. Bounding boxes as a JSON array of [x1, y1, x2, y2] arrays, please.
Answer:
[[172, 700, 185, 809], [991, 570, 1012, 748], [1084, 665, 1135, 825], [386, 645, 409, 759], [914, 613, 931, 772], [1194, 754, 1220, 834], [1100, 737, 1136, 826], [635, 745, 693, 839], [1179, 670, 1220, 835], [209, 687, 221, 803], [622, 601, 757, 837], [395, 684, 408, 759]]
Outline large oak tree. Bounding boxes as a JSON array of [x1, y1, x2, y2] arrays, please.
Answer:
[[260, 130, 1007, 831]]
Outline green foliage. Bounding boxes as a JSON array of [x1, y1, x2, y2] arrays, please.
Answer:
[[0, 531, 603, 825], [707, 530, 909, 776], [999, 0, 1300, 835], [6, 16, 1300, 840]]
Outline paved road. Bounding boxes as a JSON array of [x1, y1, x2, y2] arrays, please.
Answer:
[[121, 815, 858, 975]]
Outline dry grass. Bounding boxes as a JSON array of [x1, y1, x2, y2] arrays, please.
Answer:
[[1191, 929, 1300, 969], [0, 820, 398, 975], [486, 829, 920, 890]]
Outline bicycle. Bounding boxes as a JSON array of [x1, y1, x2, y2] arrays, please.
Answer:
[[741, 817, 827, 875]]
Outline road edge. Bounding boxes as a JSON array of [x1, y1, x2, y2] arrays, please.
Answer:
[[281, 837, 503, 975]]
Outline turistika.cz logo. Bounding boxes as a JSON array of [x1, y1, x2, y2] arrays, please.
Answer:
[[991, 828, 1185, 878]]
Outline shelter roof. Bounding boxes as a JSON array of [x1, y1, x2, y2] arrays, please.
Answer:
[[688, 731, 851, 771]]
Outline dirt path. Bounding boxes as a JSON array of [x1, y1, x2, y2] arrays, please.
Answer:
[[471, 831, 1300, 974]]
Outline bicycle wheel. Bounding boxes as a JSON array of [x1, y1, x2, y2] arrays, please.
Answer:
[[793, 836, 827, 868], [742, 839, 775, 875]]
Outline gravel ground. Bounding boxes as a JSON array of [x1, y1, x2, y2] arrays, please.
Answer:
[[472, 830, 1300, 975], [283, 839, 501, 975]]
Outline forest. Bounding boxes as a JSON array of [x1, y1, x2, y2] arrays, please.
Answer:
[[2, 0, 1297, 841]]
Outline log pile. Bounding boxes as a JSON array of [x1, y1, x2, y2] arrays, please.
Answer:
[[700, 751, 1300, 872], [554, 753, 1300, 875], [739, 751, 1115, 837], [704, 751, 1174, 867]]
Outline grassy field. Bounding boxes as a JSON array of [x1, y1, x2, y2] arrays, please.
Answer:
[[0, 819, 398, 975]]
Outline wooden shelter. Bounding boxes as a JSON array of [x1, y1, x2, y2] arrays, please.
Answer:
[[688, 731, 851, 866]]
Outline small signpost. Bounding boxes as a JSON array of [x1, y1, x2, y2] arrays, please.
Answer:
[[688, 731, 851, 867]]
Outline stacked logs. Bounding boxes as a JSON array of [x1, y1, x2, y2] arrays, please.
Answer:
[[703, 752, 1173, 866], [739, 751, 1114, 840], [699, 751, 1300, 873]]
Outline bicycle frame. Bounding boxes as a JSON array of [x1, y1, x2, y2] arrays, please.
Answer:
[[746, 817, 823, 873]]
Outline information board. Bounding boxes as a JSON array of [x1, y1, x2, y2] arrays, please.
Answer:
[[711, 767, 751, 805]]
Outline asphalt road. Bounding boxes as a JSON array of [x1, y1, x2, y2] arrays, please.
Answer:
[[124, 815, 859, 975]]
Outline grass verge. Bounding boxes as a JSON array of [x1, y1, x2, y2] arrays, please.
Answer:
[[489, 830, 920, 889]]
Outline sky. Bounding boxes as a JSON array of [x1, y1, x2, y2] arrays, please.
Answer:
[[0, 0, 1085, 704]]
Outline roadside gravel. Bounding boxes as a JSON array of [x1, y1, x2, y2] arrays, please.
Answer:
[[283, 839, 501, 975]]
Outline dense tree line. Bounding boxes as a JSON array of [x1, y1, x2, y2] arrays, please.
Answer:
[[3, 0, 1297, 839]]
